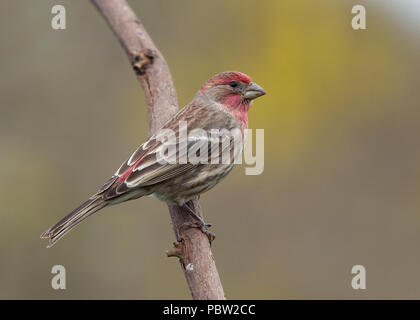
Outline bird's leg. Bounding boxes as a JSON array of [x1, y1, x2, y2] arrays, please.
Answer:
[[183, 201, 211, 227], [180, 201, 215, 243]]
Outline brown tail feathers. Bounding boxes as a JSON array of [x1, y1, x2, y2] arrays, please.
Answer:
[[41, 196, 107, 248]]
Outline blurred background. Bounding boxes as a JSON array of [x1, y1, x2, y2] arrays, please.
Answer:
[[0, 0, 419, 299]]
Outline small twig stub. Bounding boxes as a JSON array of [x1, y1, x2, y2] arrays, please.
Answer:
[[131, 48, 155, 75], [166, 241, 184, 259]]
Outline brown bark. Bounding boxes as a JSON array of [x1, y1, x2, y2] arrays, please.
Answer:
[[90, 0, 225, 300]]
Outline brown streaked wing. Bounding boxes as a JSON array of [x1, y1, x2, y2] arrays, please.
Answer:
[[97, 101, 241, 201], [115, 138, 160, 177]]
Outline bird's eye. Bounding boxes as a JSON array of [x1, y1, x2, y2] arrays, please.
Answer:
[[228, 81, 238, 88]]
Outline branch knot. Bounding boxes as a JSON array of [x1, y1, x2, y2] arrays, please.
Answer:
[[131, 48, 155, 75]]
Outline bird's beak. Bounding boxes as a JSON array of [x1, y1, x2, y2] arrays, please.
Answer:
[[243, 82, 266, 100]]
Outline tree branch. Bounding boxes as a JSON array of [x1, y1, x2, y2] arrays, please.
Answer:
[[91, 0, 225, 300]]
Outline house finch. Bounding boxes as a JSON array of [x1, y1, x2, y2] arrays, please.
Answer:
[[41, 71, 266, 247]]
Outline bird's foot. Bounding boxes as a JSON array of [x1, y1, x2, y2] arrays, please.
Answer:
[[180, 221, 216, 244], [179, 201, 216, 243]]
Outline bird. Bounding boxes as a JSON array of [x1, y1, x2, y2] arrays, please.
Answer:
[[41, 71, 266, 248]]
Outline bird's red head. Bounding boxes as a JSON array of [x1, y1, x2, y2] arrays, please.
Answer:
[[200, 71, 266, 111], [201, 71, 252, 90]]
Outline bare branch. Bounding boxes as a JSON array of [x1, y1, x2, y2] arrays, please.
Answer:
[[91, 0, 225, 300]]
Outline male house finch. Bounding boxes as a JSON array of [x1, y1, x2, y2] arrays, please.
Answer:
[[41, 71, 266, 247]]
